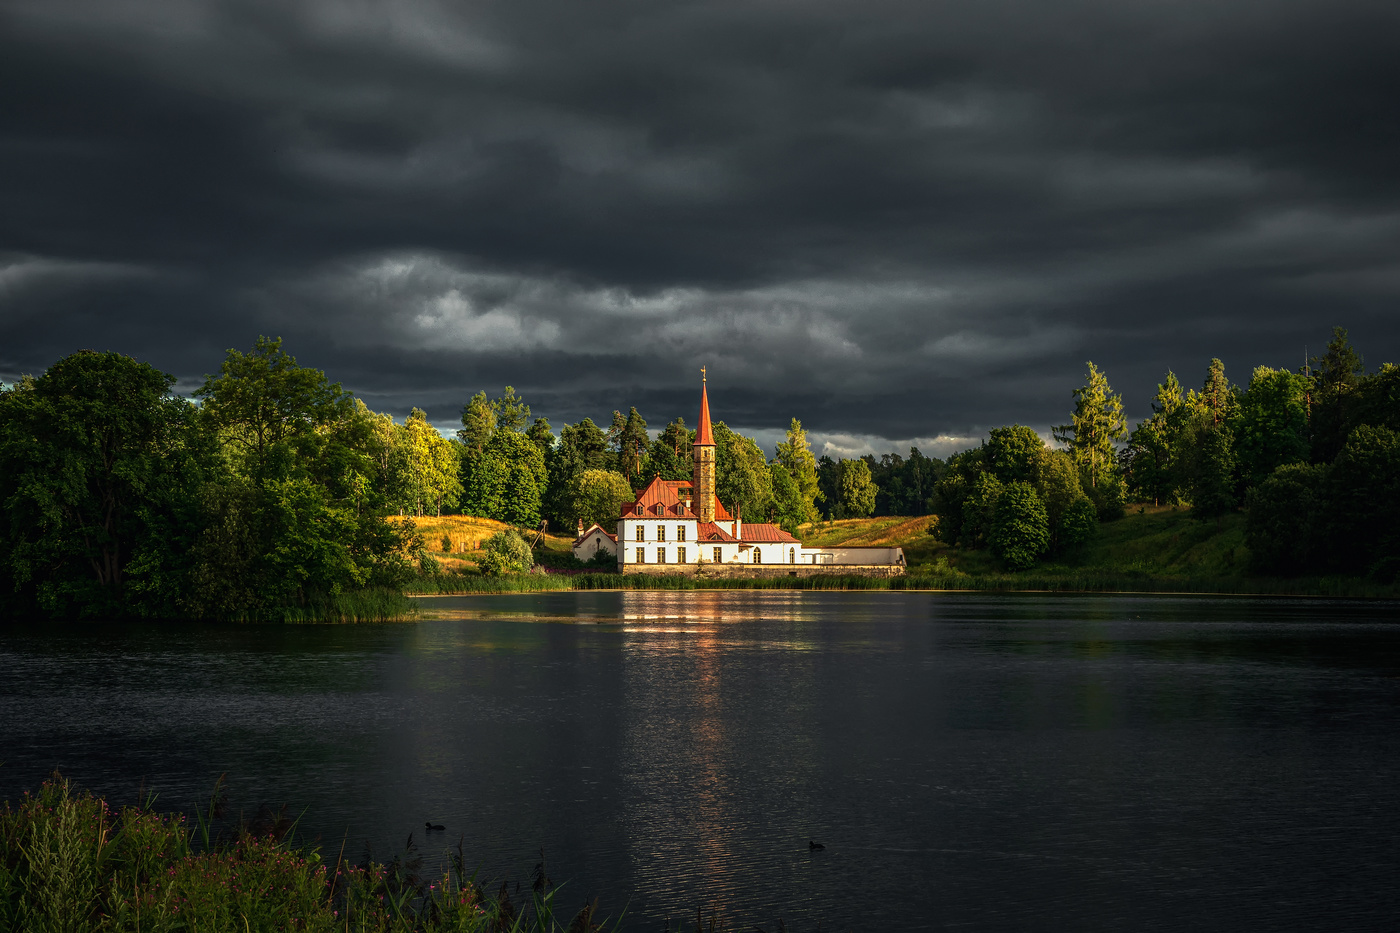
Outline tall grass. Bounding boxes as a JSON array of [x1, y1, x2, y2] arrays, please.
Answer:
[[0, 775, 618, 932], [407, 568, 1394, 599], [275, 588, 418, 623]]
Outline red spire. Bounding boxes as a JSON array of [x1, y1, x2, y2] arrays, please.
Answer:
[[696, 375, 714, 446]]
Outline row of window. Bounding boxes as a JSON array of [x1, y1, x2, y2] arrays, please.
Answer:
[[627, 547, 800, 564], [632, 523, 687, 542], [633, 503, 691, 517]]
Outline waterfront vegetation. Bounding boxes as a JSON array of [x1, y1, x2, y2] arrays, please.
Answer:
[[0, 775, 616, 933], [2, 326, 1397, 620]]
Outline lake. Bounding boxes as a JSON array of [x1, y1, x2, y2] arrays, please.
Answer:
[[2, 591, 1398, 930]]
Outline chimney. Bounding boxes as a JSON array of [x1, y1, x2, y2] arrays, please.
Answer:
[[735, 502, 742, 540]]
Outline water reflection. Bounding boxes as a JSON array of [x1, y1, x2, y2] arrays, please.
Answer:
[[3, 593, 1399, 930]]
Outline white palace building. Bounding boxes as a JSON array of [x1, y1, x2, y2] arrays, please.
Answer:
[[572, 375, 906, 577]]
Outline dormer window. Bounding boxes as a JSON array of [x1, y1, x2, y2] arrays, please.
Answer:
[[654, 503, 665, 516]]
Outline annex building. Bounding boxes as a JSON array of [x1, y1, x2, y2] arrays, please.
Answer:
[[573, 376, 905, 577]]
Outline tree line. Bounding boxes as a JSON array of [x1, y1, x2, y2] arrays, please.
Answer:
[[2, 326, 1394, 619], [930, 327, 1400, 579]]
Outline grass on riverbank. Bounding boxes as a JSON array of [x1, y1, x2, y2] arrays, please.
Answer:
[[406, 507, 1396, 599], [0, 775, 615, 933], [276, 588, 419, 623]]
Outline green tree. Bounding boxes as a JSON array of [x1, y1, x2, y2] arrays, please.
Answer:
[[1232, 366, 1309, 489], [838, 458, 878, 519], [194, 339, 413, 616], [1188, 424, 1237, 520], [642, 434, 691, 483], [988, 482, 1050, 570], [608, 407, 650, 484], [1053, 361, 1127, 490], [0, 351, 210, 618], [492, 386, 531, 433], [714, 422, 774, 519], [567, 469, 634, 533], [1311, 326, 1364, 390], [399, 409, 462, 517], [195, 336, 354, 479], [959, 472, 1004, 548], [1323, 424, 1400, 580], [768, 461, 807, 533], [985, 425, 1044, 485], [457, 391, 497, 456], [1245, 462, 1328, 575], [544, 418, 610, 527], [463, 429, 547, 525], [1031, 448, 1096, 551], [1124, 372, 1185, 506], [775, 418, 823, 524], [525, 417, 554, 457]]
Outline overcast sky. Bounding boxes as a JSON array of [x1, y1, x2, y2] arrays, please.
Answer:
[[2, 0, 1397, 458]]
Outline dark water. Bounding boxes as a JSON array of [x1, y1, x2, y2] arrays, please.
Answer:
[[3, 591, 1399, 930]]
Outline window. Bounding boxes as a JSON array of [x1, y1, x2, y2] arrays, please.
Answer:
[[753, 548, 762, 564], [678, 546, 687, 564], [713, 547, 722, 563], [635, 525, 644, 541], [636, 547, 646, 564], [657, 548, 666, 564], [678, 526, 686, 542], [657, 525, 666, 542], [789, 548, 796, 564], [655, 503, 664, 516]]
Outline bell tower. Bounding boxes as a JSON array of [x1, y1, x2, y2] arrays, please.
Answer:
[[693, 367, 716, 523]]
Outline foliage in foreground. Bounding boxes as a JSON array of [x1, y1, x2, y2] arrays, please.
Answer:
[[0, 776, 612, 933]]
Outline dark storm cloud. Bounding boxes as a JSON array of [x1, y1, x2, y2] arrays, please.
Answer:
[[2, 0, 1398, 456]]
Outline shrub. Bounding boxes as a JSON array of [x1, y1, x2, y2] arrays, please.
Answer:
[[476, 529, 533, 576]]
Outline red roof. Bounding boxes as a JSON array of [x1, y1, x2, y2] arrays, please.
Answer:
[[696, 522, 738, 542], [621, 475, 731, 520], [738, 523, 799, 543], [573, 523, 617, 545], [696, 382, 714, 447]]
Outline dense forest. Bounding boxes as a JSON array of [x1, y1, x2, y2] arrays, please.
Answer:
[[1, 327, 1395, 619]]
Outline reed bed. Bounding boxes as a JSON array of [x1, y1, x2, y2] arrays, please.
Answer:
[[0, 775, 616, 932], [407, 569, 1395, 599]]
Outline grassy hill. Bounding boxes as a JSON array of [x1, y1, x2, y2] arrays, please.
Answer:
[[396, 514, 575, 573], [798, 507, 1389, 596]]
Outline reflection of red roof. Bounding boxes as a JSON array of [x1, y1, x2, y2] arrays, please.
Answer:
[[696, 383, 714, 447], [738, 523, 799, 543], [620, 475, 731, 520]]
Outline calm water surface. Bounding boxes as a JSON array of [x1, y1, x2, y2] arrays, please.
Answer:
[[2, 591, 1399, 930]]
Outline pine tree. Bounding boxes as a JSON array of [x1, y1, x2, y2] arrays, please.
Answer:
[[493, 386, 531, 432], [457, 391, 497, 455], [775, 418, 823, 524], [1052, 361, 1127, 489]]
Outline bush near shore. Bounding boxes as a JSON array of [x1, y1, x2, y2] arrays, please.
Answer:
[[0, 776, 614, 932]]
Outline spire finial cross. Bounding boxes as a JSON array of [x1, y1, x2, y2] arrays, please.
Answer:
[[701, 366, 706, 383]]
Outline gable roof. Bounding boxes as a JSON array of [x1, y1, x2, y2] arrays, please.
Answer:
[[620, 474, 732, 520], [573, 523, 617, 545], [695, 521, 738, 542]]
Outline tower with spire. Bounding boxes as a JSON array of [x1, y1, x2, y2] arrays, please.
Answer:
[[692, 367, 716, 522]]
